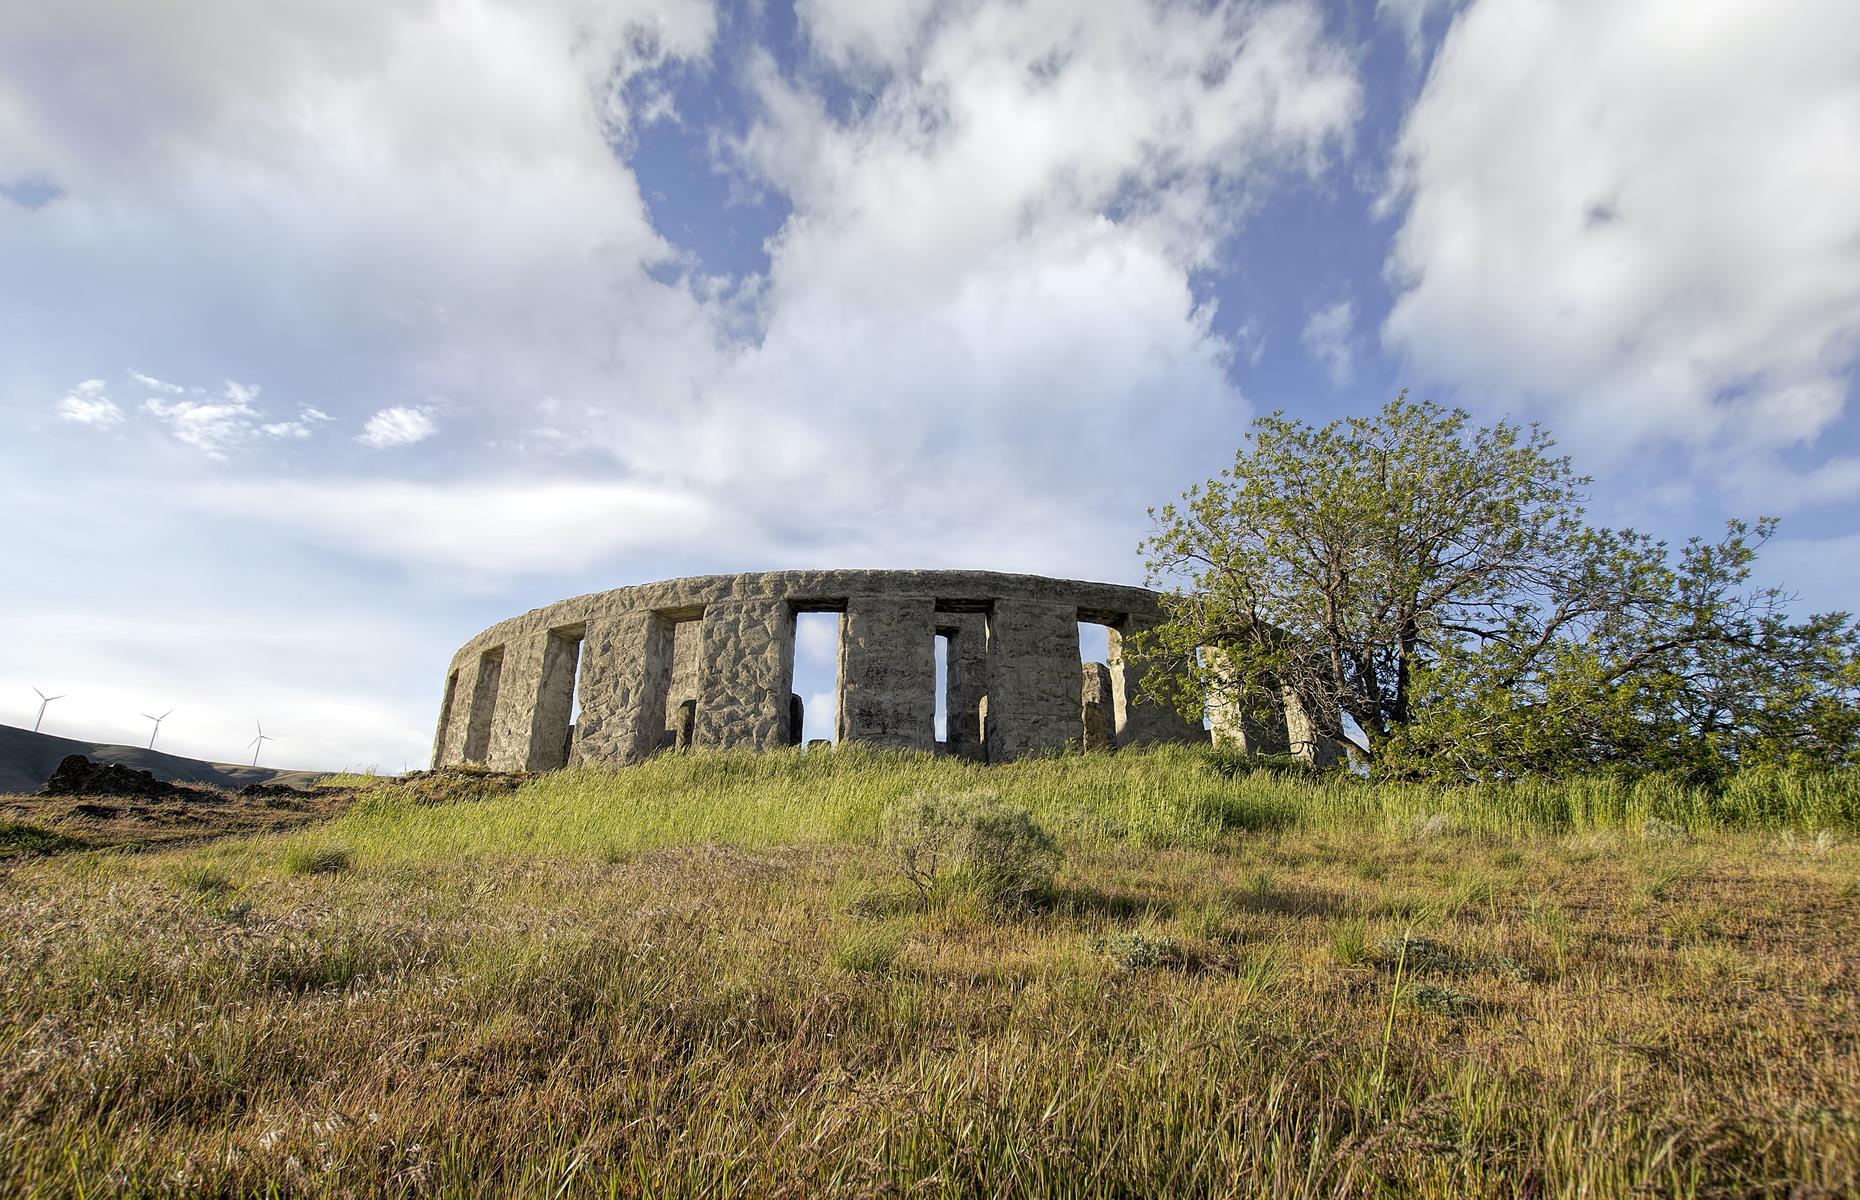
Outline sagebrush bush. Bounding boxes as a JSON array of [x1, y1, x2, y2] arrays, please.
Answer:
[[1095, 930, 1180, 971], [879, 790, 1059, 907]]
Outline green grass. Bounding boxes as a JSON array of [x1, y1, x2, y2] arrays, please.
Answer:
[[2, 746, 1857, 1197], [295, 745, 1860, 872], [0, 819, 88, 858]]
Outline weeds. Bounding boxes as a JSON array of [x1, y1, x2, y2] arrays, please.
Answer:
[[1094, 929, 1180, 971], [1, 748, 1856, 1197], [282, 845, 353, 876], [831, 924, 907, 975]]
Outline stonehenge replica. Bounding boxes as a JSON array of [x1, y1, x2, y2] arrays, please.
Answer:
[[431, 569, 1341, 771]]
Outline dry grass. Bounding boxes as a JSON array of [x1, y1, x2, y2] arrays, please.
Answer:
[[1, 747, 1856, 1197]]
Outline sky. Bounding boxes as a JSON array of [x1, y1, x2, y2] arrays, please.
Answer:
[[3, 0, 1858, 770]]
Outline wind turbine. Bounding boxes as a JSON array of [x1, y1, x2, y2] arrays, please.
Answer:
[[141, 709, 173, 750], [247, 719, 276, 767], [31, 687, 65, 733]]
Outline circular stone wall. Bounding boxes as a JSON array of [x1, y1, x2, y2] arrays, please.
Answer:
[[430, 569, 1207, 771]]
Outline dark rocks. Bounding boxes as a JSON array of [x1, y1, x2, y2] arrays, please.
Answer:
[[40, 755, 217, 802]]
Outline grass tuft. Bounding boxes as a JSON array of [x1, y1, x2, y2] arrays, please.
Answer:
[[831, 924, 908, 976], [0, 820, 88, 857], [282, 845, 353, 876]]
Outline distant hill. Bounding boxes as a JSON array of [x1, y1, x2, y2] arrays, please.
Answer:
[[0, 723, 330, 795]]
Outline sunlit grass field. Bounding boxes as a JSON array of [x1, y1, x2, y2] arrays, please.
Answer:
[[3, 746, 1857, 1197]]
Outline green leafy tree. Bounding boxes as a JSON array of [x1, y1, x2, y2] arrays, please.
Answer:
[[1138, 393, 1860, 779]]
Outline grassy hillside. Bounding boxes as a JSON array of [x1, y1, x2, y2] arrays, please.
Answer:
[[3, 747, 1857, 1197]]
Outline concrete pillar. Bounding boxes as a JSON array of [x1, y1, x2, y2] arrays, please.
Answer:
[[506, 627, 582, 772], [1081, 662, 1113, 752], [836, 594, 935, 750], [1284, 686, 1345, 767], [939, 612, 988, 760], [1108, 617, 1207, 747], [984, 599, 1081, 760], [460, 647, 503, 765], [573, 612, 674, 765], [433, 664, 467, 768], [486, 629, 586, 773], [1204, 644, 1289, 755], [695, 599, 794, 750]]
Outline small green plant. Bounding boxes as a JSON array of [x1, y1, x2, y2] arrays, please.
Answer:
[[1095, 930, 1179, 971], [283, 845, 354, 876], [1377, 934, 1464, 975], [1636, 859, 1695, 901], [1406, 984, 1479, 1017], [172, 864, 235, 894], [0, 820, 87, 857], [879, 790, 1059, 909], [1330, 917, 1370, 965], [1177, 899, 1230, 942], [831, 924, 907, 976]]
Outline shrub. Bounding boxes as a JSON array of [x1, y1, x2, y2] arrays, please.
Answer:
[[1095, 930, 1180, 971], [879, 790, 1060, 908], [283, 845, 353, 876]]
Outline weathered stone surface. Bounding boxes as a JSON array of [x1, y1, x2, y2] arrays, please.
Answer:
[[571, 613, 670, 765], [1080, 662, 1113, 752], [433, 570, 1300, 769], [837, 594, 935, 750], [461, 648, 502, 764], [430, 667, 461, 772], [984, 598, 1082, 759], [501, 627, 583, 772], [1108, 617, 1207, 748], [695, 599, 794, 750], [1283, 686, 1346, 767], [436, 658, 477, 765], [1204, 645, 1290, 755]]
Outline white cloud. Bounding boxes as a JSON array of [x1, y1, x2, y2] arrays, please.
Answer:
[[127, 370, 186, 394], [194, 478, 719, 574], [1, 1, 1369, 765], [142, 380, 266, 458], [1383, 0, 1860, 500], [55, 380, 123, 427], [1301, 299, 1356, 385], [358, 406, 436, 449]]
